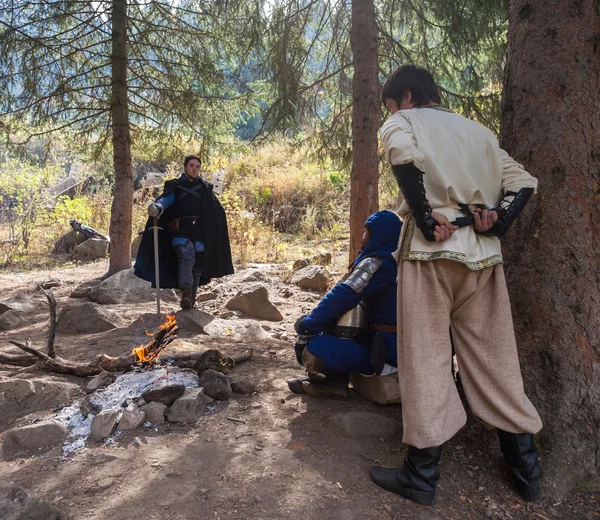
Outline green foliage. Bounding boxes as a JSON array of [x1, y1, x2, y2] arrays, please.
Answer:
[[0, 0, 266, 157], [0, 159, 60, 265], [223, 142, 347, 235]]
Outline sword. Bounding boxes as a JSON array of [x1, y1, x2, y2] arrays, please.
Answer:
[[152, 216, 161, 315]]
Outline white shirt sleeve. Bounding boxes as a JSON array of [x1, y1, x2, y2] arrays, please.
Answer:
[[380, 113, 426, 171]]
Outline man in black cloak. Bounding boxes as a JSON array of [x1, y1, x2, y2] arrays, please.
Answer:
[[134, 155, 234, 309]]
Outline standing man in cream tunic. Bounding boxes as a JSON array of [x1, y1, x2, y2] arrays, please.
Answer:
[[369, 64, 543, 506]]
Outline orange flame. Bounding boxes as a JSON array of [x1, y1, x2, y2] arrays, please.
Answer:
[[132, 314, 177, 363]]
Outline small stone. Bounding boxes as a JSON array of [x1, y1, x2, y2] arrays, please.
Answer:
[[86, 371, 117, 393], [198, 488, 209, 495], [225, 285, 283, 322], [229, 376, 256, 395], [140, 401, 167, 425], [142, 384, 185, 406], [166, 388, 209, 424], [467, 470, 474, 478], [280, 398, 285, 404], [199, 370, 233, 401], [90, 409, 120, 441], [96, 478, 114, 490], [118, 404, 146, 431], [196, 291, 218, 302], [80, 394, 102, 417]]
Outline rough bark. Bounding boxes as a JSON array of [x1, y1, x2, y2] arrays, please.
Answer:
[[349, 0, 379, 263], [500, 0, 600, 495], [108, 0, 133, 275]]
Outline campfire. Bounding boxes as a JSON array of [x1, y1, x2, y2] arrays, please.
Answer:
[[132, 314, 179, 364]]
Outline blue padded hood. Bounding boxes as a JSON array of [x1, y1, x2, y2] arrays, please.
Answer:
[[352, 210, 402, 267]]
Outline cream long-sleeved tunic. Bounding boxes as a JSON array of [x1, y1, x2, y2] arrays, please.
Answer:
[[380, 106, 538, 270]]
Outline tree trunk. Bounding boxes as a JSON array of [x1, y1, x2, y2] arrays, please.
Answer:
[[349, 0, 379, 263], [108, 0, 133, 275], [500, 0, 600, 496]]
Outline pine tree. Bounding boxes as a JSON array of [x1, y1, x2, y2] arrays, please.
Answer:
[[0, 0, 263, 274], [501, 0, 600, 495]]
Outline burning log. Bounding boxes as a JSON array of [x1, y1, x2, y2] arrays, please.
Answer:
[[0, 289, 252, 377]]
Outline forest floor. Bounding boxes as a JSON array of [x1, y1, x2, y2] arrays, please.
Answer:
[[0, 258, 598, 520]]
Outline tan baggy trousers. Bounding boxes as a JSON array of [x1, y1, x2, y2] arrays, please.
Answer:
[[397, 259, 543, 449]]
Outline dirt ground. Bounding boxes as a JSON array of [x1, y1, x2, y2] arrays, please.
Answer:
[[0, 259, 598, 520]]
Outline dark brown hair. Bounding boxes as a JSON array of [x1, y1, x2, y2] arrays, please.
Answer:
[[381, 64, 441, 107], [183, 155, 202, 168]]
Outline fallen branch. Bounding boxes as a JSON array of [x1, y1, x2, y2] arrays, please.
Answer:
[[38, 285, 57, 358], [0, 289, 253, 377]]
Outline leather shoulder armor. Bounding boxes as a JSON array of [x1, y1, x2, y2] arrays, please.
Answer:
[[344, 257, 382, 294]]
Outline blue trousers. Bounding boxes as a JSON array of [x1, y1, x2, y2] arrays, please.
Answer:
[[306, 332, 397, 374], [174, 240, 203, 292]]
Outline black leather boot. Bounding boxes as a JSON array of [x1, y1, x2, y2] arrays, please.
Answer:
[[497, 429, 542, 501], [369, 445, 441, 506], [180, 287, 193, 309], [301, 374, 349, 400]]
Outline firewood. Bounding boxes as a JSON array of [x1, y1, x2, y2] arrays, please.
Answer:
[[0, 289, 253, 377]]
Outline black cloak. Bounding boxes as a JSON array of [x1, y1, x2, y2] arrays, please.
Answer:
[[133, 178, 234, 288]]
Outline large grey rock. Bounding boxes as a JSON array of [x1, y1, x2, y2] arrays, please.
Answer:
[[2, 420, 68, 460], [72, 238, 109, 262], [0, 378, 81, 431], [166, 388, 209, 423], [199, 369, 232, 401], [0, 293, 45, 313], [225, 285, 283, 321], [141, 401, 167, 424], [52, 229, 86, 254], [290, 266, 330, 291], [89, 268, 177, 305], [131, 234, 143, 260], [142, 384, 185, 406], [117, 405, 145, 431], [174, 309, 215, 334], [0, 310, 25, 331], [90, 409, 120, 441], [57, 302, 119, 334], [0, 483, 60, 520], [330, 412, 400, 438]]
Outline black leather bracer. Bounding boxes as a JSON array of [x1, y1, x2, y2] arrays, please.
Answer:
[[391, 163, 438, 242], [479, 187, 534, 238]]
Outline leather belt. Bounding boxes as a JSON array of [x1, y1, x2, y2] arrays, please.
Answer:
[[369, 323, 397, 333]]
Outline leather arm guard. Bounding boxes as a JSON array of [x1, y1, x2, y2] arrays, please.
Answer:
[[478, 188, 534, 238], [391, 163, 438, 242]]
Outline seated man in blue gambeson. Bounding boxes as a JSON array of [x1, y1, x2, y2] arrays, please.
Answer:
[[289, 210, 402, 399]]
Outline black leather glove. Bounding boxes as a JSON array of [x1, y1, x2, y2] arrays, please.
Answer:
[[293, 340, 306, 366], [478, 188, 534, 238], [391, 163, 438, 241], [294, 315, 310, 335]]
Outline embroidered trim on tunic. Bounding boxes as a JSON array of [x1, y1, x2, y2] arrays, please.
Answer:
[[400, 213, 503, 270], [422, 105, 454, 114]]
